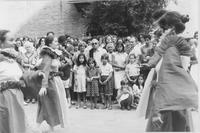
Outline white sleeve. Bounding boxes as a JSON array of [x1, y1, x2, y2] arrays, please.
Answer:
[[180, 56, 190, 71]]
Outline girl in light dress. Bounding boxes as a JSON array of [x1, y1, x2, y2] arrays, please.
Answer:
[[74, 53, 87, 109]]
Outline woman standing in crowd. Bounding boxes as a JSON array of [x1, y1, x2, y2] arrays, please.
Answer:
[[36, 37, 46, 56], [99, 53, 113, 109], [86, 58, 100, 109], [21, 41, 38, 104], [74, 53, 87, 109], [139, 10, 198, 132], [112, 41, 128, 102], [36, 36, 68, 132]]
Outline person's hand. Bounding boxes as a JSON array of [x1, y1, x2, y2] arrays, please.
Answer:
[[102, 80, 107, 85], [39, 87, 47, 96], [152, 113, 163, 129], [38, 71, 45, 79], [99, 80, 103, 85]]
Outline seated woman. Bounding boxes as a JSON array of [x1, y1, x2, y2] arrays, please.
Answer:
[[116, 80, 133, 110]]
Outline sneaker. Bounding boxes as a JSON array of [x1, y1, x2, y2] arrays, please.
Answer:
[[31, 99, 36, 104]]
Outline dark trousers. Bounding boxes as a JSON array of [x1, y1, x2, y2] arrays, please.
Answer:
[[120, 94, 132, 108]]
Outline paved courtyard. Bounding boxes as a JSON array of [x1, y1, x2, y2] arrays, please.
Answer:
[[24, 103, 200, 133]]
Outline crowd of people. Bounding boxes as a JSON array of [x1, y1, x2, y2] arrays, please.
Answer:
[[14, 31, 160, 110], [12, 26, 198, 112], [0, 9, 199, 133]]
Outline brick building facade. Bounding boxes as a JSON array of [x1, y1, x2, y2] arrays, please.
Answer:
[[15, 1, 88, 38]]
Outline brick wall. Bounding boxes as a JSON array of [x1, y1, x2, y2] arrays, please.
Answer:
[[16, 1, 87, 38]]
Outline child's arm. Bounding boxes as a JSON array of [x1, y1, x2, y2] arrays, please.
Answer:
[[92, 68, 101, 79], [102, 72, 112, 84]]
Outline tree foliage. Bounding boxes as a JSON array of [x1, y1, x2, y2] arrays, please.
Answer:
[[84, 0, 169, 37]]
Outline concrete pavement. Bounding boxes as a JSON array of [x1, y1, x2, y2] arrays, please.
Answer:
[[24, 103, 200, 133]]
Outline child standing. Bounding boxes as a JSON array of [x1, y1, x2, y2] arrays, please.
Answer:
[[99, 53, 113, 110], [59, 57, 73, 108], [86, 58, 100, 109], [116, 80, 133, 110], [125, 54, 141, 87], [74, 53, 87, 109]]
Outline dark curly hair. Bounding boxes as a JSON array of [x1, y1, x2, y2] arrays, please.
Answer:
[[152, 9, 189, 34]]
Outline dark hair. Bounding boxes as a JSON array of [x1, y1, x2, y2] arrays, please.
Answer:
[[153, 9, 189, 34], [0, 30, 9, 43], [45, 36, 54, 46], [121, 80, 128, 85], [58, 35, 66, 45], [101, 53, 109, 61], [76, 53, 87, 66], [115, 41, 125, 52], [87, 58, 97, 67], [136, 74, 145, 89], [46, 31, 54, 36], [36, 37, 46, 49]]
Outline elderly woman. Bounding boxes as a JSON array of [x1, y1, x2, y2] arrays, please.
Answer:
[[139, 10, 198, 132], [21, 41, 38, 104]]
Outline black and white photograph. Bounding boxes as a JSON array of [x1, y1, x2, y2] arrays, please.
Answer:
[[0, 0, 199, 133]]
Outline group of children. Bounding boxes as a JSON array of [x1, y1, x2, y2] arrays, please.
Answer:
[[60, 51, 145, 110]]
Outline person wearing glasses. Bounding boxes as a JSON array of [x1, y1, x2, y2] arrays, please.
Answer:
[[89, 38, 107, 67]]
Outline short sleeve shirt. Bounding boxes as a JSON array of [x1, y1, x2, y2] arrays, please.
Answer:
[[99, 63, 113, 76]]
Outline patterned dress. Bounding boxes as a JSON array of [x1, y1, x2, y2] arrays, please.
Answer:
[[86, 67, 99, 97]]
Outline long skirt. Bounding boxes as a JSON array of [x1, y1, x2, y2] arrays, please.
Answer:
[[0, 89, 26, 133], [37, 76, 68, 128], [146, 110, 191, 132]]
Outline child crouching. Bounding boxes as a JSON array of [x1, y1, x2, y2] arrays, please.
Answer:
[[116, 80, 133, 110]]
